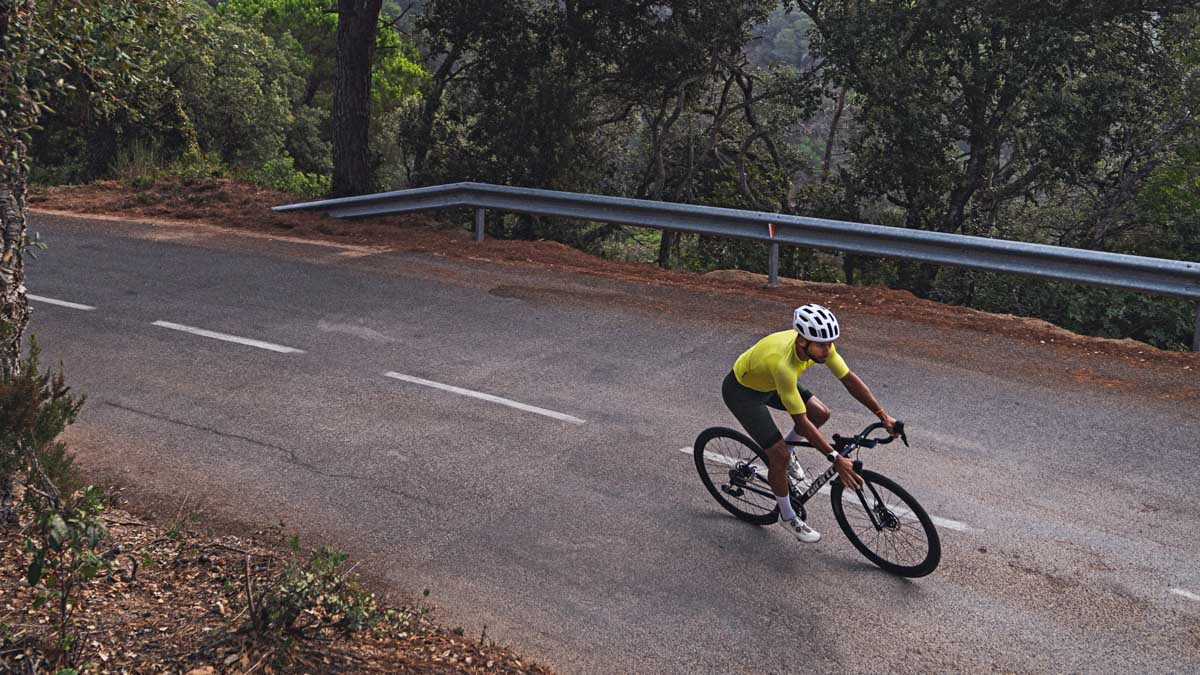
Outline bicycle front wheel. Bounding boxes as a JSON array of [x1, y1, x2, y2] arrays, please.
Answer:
[[830, 470, 941, 577], [693, 427, 779, 526]]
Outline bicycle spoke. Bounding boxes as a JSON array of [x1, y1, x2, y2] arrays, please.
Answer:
[[701, 438, 775, 516], [889, 529, 920, 564], [837, 479, 931, 568]]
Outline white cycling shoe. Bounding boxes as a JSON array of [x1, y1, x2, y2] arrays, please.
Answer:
[[780, 515, 821, 543], [787, 455, 808, 486]]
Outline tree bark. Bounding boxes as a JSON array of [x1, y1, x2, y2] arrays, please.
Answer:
[[0, 163, 30, 378], [821, 89, 846, 182], [0, 0, 36, 526], [1, 0, 34, 378], [331, 0, 383, 198]]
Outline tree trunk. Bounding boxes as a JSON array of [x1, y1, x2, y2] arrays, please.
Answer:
[[656, 231, 676, 267], [412, 45, 462, 184], [821, 89, 846, 182], [1, 0, 36, 526], [1, 0, 34, 377], [0, 164, 30, 378], [0, 168, 27, 526], [331, 0, 383, 198]]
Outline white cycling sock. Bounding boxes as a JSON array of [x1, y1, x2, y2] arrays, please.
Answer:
[[777, 495, 797, 522], [784, 430, 806, 446]]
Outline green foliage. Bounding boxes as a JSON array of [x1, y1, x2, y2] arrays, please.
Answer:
[[794, 0, 1196, 238], [0, 337, 104, 662], [410, 0, 808, 266], [221, 0, 426, 181], [248, 155, 331, 198], [1134, 131, 1200, 264], [285, 103, 332, 176], [24, 486, 111, 657], [930, 269, 1196, 350], [0, 337, 86, 492], [167, 148, 229, 181], [174, 15, 307, 170], [28, 0, 206, 183], [417, 1, 763, 186], [746, 7, 814, 67], [109, 140, 164, 187], [254, 543, 381, 636], [218, 0, 339, 112], [29, 1, 321, 182]]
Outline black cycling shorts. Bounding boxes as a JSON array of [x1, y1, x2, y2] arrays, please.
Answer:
[[721, 370, 813, 450]]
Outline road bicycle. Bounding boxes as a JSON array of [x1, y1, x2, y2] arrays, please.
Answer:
[[693, 421, 941, 577]]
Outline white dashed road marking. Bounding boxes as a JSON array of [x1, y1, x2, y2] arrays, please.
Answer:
[[384, 372, 586, 425], [151, 321, 305, 354], [1170, 588, 1200, 602], [28, 294, 96, 310], [680, 446, 970, 532]]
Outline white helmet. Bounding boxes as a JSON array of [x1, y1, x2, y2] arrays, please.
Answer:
[[793, 304, 840, 342]]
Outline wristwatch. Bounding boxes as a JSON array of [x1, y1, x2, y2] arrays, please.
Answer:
[[828, 451, 840, 462]]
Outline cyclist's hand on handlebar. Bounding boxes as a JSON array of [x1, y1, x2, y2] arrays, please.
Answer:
[[879, 412, 899, 437], [834, 456, 864, 490]]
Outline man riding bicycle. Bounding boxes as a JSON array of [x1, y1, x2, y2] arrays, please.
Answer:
[[722, 304, 897, 543]]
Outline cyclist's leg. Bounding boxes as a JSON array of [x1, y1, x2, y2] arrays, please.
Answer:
[[721, 371, 783, 449], [722, 372, 792, 505], [766, 387, 829, 428]]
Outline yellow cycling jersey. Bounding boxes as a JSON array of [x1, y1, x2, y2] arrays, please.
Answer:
[[732, 330, 850, 414]]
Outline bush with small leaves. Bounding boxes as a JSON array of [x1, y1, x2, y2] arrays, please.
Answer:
[[24, 486, 111, 658], [0, 337, 107, 664], [253, 541, 381, 637]]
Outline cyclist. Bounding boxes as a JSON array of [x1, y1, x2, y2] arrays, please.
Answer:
[[722, 304, 897, 543]]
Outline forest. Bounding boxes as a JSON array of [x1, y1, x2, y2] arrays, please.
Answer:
[[7, 0, 1200, 348]]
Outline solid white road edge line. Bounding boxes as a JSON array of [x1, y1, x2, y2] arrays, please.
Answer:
[[1170, 588, 1200, 602], [384, 372, 586, 425], [151, 321, 305, 354], [679, 447, 970, 532], [28, 294, 96, 310]]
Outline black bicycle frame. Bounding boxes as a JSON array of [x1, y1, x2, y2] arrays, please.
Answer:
[[732, 452, 849, 504], [731, 422, 904, 529], [786, 440, 891, 529]]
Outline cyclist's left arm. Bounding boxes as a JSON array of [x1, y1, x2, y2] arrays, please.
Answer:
[[830, 349, 897, 434]]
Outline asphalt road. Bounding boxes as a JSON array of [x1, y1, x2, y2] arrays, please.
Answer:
[[26, 212, 1200, 673]]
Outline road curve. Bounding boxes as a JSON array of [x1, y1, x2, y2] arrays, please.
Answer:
[[29, 211, 1200, 673]]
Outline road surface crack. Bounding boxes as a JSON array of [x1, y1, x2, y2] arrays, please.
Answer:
[[101, 401, 368, 482]]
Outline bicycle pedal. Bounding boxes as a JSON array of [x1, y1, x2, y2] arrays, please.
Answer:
[[721, 484, 745, 497]]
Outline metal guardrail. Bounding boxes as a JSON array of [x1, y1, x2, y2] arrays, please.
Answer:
[[275, 182, 1200, 351]]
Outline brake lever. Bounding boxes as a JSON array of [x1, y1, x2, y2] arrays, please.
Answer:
[[894, 420, 909, 447]]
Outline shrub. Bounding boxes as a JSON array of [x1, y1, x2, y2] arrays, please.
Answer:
[[248, 156, 331, 198], [109, 141, 164, 187], [0, 337, 107, 664], [252, 541, 380, 637]]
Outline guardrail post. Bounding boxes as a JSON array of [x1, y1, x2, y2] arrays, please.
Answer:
[[1193, 302, 1200, 352], [768, 242, 779, 287], [474, 208, 485, 242]]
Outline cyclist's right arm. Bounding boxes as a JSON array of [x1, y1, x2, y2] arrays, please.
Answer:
[[790, 412, 834, 456], [790, 412, 864, 490], [769, 362, 830, 453]]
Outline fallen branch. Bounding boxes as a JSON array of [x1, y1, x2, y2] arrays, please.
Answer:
[[101, 516, 147, 527], [244, 649, 271, 675], [244, 556, 259, 633]]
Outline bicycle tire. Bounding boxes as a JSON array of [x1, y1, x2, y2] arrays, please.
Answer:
[[830, 470, 941, 577], [693, 427, 778, 526]]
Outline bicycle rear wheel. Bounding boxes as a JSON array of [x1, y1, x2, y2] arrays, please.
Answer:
[[830, 470, 941, 577], [693, 427, 778, 526]]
